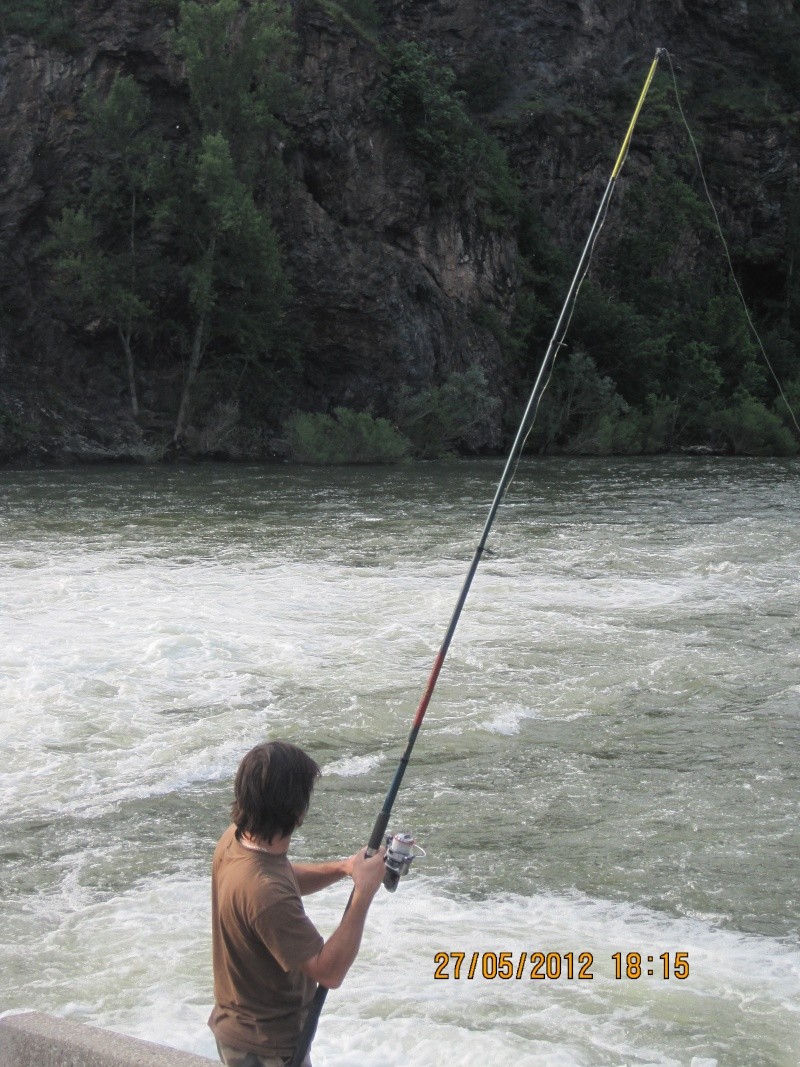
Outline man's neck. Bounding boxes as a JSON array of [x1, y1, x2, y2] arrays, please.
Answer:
[[240, 830, 292, 855]]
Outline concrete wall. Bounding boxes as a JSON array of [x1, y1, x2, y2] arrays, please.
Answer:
[[0, 1013, 214, 1067]]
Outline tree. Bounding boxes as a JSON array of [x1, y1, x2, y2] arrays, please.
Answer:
[[169, 0, 294, 445], [171, 132, 288, 443], [48, 75, 160, 416], [396, 366, 500, 458]]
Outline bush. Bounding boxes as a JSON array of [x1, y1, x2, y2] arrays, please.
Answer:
[[284, 407, 410, 464], [396, 366, 500, 458], [639, 395, 680, 453], [592, 409, 644, 455], [773, 378, 800, 435], [712, 391, 798, 455], [521, 352, 629, 454]]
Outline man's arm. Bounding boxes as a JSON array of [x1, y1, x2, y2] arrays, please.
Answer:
[[298, 848, 385, 989], [292, 859, 351, 896]]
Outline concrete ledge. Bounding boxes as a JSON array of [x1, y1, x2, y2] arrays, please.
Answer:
[[0, 1013, 214, 1067]]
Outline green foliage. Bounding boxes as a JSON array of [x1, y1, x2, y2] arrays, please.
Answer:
[[82, 74, 152, 166], [639, 395, 680, 453], [712, 391, 798, 455], [510, 208, 570, 359], [169, 0, 295, 441], [522, 352, 634, 455], [504, 129, 800, 457], [697, 75, 796, 128], [40, 2, 299, 445], [631, 76, 679, 135], [610, 159, 716, 309], [0, 0, 83, 50], [167, 128, 291, 440], [284, 407, 410, 464], [45, 75, 162, 415], [378, 42, 471, 182], [27, 0, 798, 460], [184, 132, 287, 321], [396, 366, 500, 459], [285, 367, 505, 464], [47, 207, 149, 327], [774, 378, 800, 433], [175, 0, 293, 179], [665, 341, 725, 439], [47, 207, 104, 306], [379, 42, 520, 220]]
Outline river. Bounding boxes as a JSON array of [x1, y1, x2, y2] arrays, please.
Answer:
[[1, 457, 798, 1066]]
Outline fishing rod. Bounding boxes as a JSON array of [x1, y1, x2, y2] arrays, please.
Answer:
[[289, 47, 665, 1067]]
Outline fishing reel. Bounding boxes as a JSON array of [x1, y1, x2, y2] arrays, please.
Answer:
[[383, 831, 426, 893]]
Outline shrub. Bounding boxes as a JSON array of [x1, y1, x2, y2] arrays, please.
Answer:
[[284, 407, 410, 464], [594, 409, 644, 455], [640, 395, 681, 453], [396, 366, 500, 459], [773, 378, 800, 435], [712, 391, 798, 455], [521, 352, 627, 453]]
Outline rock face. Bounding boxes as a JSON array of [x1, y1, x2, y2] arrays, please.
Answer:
[[282, 4, 516, 431], [0, 0, 796, 462]]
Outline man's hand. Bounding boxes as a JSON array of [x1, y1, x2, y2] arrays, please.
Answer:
[[349, 847, 386, 899]]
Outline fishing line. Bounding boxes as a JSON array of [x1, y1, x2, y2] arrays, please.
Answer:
[[288, 49, 665, 1067], [662, 48, 800, 434]]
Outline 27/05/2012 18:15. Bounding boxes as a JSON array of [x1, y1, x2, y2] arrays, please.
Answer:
[[432, 951, 690, 980]]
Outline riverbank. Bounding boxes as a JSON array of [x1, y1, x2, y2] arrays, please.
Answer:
[[0, 396, 772, 469]]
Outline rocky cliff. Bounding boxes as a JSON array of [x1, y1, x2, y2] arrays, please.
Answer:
[[0, 0, 797, 462]]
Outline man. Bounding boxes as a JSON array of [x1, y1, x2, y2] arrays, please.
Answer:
[[209, 740, 386, 1067]]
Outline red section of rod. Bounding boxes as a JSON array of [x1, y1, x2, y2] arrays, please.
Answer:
[[412, 650, 445, 730]]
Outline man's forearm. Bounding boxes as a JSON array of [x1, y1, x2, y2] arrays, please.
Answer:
[[302, 889, 373, 989], [292, 860, 349, 895], [297, 848, 386, 989]]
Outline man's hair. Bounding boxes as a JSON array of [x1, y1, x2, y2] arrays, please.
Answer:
[[231, 741, 321, 843]]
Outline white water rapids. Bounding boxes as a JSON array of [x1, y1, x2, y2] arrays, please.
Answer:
[[1, 458, 798, 1066]]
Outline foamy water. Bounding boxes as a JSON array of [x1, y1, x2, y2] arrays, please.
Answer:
[[1, 458, 798, 1066]]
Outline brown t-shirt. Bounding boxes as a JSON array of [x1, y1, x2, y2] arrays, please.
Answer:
[[208, 825, 325, 1057]]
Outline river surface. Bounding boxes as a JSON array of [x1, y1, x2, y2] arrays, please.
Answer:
[[1, 458, 798, 1067]]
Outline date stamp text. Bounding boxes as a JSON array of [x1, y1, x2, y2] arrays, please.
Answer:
[[433, 951, 690, 980]]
